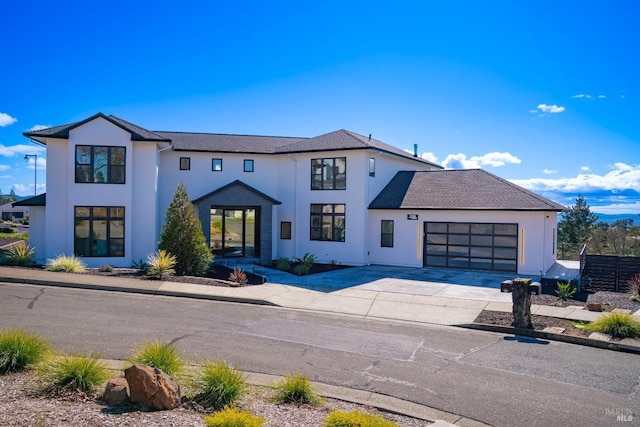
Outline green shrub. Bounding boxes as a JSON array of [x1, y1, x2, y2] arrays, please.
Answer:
[[293, 253, 316, 276], [587, 312, 640, 339], [131, 259, 148, 270], [128, 340, 185, 377], [554, 281, 576, 300], [273, 372, 320, 404], [276, 257, 291, 272], [0, 328, 50, 374], [324, 409, 399, 427], [40, 353, 109, 392], [228, 268, 248, 286], [204, 407, 265, 427], [0, 226, 18, 234], [146, 250, 177, 279], [98, 264, 113, 272], [192, 360, 246, 410], [45, 254, 86, 273], [1, 244, 36, 266], [159, 183, 213, 276]]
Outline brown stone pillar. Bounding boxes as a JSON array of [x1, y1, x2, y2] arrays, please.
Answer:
[[511, 277, 533, 329]]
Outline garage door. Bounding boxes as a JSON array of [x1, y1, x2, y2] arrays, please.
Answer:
[[424, 222, 518, 272]]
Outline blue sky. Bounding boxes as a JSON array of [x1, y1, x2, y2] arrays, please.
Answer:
[[1, 1, 638, 215]]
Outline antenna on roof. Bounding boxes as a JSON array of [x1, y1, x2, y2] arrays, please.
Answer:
[[413, 143, 418, 158], [368, 133, 371, 141]]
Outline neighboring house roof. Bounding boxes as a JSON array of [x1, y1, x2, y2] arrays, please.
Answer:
[[12, 193, 46, 207], [23, 113, 441, 168], [23, 113, 171, 143], [369, 170, 566, 211], [192, 180, 281, 205]]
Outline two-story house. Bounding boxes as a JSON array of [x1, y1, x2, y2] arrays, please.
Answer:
[[17, 112, 564, 276]]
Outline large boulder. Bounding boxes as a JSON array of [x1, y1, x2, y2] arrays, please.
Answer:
[[124, 364, 181, 410], [102, 377, 130, 406]]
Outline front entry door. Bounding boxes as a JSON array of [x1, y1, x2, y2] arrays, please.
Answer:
[[210, 208, 258, 257]]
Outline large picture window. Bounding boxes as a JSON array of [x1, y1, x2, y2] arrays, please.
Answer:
[[311, 157, 346, 190], [75, 145, 125, 184], [74, 206, 125, 257], [310, 204, 345, 242]]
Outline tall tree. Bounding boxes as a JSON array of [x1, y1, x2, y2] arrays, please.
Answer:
[[558, 195, 599, 258], [158, 183, 213, 276]]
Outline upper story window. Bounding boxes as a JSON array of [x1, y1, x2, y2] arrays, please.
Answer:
[[369, 158, 375, 177], [212, 158, 223, 171], [311, 157, 346, 190], [75, 145, 125, 184], [244, 159, 254, 172], [180, 157, 191, 170]]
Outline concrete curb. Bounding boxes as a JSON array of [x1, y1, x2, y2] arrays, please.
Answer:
[[459, 323, 640, 354]]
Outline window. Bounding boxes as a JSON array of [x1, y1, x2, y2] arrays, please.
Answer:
[[244, 159, 254, 172], [180, 157, 191, 170], [75, 145, 125, 184], [369, 157, 375, 177], [212, 158, 222, 171], [311, 157, 346, 190], [310, 204, 345, 242], [74, 206, 124, 257], [381, 220, 394, 247], [281, 221, 292, 239]]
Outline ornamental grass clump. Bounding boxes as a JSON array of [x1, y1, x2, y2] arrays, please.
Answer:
[[146, 250, 177, 279], [128, 340, 185, 377], [204, 407, 265, 427], [0, 328, 50, 374], [40, 352, 109, 392], [324, 409, 400, 427], [45, 254, 86, 273], [587, 312, 640, 339], [273, 372, 320, 404], [1, 243, 36, 266], [192, 360, 246, 410]]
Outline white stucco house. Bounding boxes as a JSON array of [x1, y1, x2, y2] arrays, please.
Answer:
[[0, 202, 29, 222], [16, 112, 565, 276]]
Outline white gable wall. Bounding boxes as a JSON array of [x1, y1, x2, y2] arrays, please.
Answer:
[[44, 137, 69, 262]]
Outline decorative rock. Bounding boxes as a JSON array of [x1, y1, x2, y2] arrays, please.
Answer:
[[102, 377, 130, 406], [586, 303, 602, 312], [542, 326, 565, 334], [512, 278, 533, 329], [124, 364, 181, 410]]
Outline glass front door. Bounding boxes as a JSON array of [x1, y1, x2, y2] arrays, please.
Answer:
[[210, 208, 258, 257]]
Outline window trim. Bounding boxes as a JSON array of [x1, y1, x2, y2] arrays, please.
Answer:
[[280, 221, 292, 240], [212, 158, 223, 171], [75, 145, 126, 184], [369, 157, 376, 177], [244, 159, 254, 172], [74, 206, 125, 257], [381, 219, 394, 247], [311, 157, 347, 190], [180, 157, 191, 171], [310, 203, 346, 242]]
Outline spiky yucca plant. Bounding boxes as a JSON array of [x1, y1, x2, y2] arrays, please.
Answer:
[[1, 243, 36, 266], [146, 250, 177, 279]]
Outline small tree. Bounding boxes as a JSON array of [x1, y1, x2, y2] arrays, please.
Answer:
[[158, 183, 212, 275], [558, 195, 599, 259]]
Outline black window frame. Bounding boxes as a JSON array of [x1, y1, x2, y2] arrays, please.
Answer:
[[280, 221, 292, 240], [244, 159, 254, 172], [381, 220, 394, 247], [180, 157, 191, 171], [75, 145, 126, 184], [311, 157, 346, 190], [310, 203, 345, 242], [212, 158, 223, 171], [74, 206, 125, 257]]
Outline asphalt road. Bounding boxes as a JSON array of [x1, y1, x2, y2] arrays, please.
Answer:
[[1, 282, 638, 427]]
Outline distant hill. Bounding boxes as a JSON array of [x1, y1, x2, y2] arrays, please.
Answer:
[[595, 213, 640, 225]]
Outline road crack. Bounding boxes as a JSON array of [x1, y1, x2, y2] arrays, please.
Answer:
[[27, 288, 45, 309]]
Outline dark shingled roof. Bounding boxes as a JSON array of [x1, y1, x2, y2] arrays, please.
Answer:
[[23, 113, 170, 142], [192, 180, 281, 205], [13, 193, 46, 206], [369, 170, 565, 211], [157, 131, 305, 154]]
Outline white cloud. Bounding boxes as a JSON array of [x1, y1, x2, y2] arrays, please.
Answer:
[[571, 94, 592, 99], [533, 104, 565, 114], [27, 124, 51, 132], [24, 156, 46, 170], [442, 152, 521, 169], [598, 95, 606, 99], [0, 112, 18, 127], [0, 165, 9, 172], [510, 163, 640, 193], [0, 175, 13, 179], [0, 144, 45, 157], [591, 202, 640, 215], [420, 152, 438, 163], [542, 169, 558, 174], [580, 166, 590, 171]]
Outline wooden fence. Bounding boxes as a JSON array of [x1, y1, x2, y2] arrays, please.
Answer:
[[583, 254, 640, 292]]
